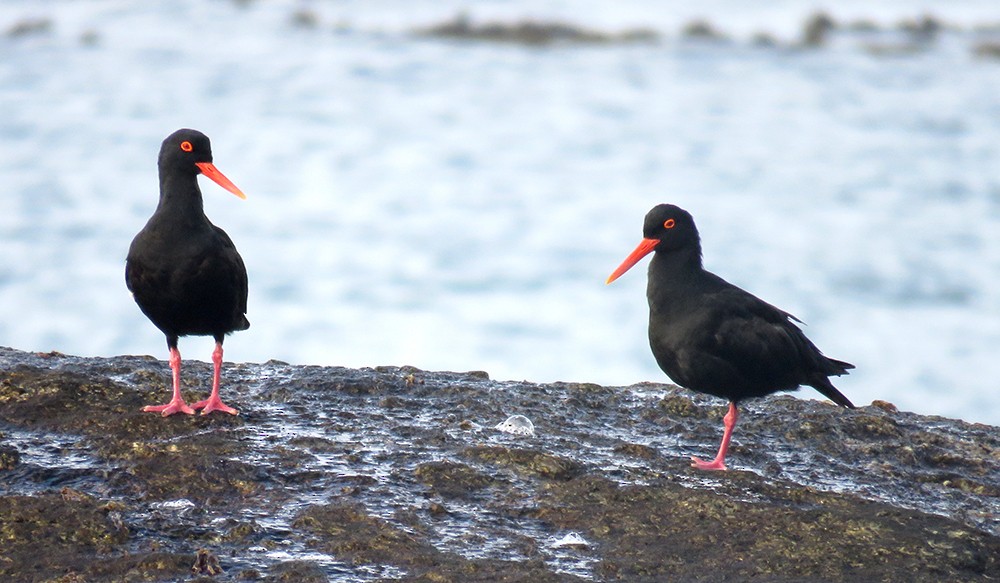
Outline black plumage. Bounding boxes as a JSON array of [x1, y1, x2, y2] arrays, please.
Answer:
[[126, 128, 248, 416], [607, 204, 854, 470]]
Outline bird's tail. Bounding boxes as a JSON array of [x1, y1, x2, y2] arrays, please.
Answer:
[[810, 374, 855, 409], [826, 357, 855, 375]]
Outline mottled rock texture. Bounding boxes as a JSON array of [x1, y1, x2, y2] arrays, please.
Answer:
[[1, 347, 997, 582]]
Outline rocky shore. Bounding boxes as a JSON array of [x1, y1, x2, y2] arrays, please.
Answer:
[[1, 346, 998, 582]]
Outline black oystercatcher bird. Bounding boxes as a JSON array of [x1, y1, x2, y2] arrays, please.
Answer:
[[606, 204, 854, 470], [126, 129, 249, 417]]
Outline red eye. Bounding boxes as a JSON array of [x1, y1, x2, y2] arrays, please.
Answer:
[[180, 141, 193, 152], [663, 218, 676, 229]]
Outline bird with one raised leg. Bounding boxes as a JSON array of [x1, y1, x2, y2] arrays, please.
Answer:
[[126, 128, 249, 417], [606, 204, 854, 470]]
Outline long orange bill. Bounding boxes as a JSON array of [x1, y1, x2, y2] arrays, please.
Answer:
[[195, 162, 247, 199], [606, 238, 660, 284]]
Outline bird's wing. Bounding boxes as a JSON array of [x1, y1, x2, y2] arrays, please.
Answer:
[[124, 253, 161, 303], [677, 289, 824, 395], [211, 225, 249, 323]]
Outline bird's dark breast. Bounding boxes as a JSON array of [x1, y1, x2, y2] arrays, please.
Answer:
[[126, 226, 248, 339]]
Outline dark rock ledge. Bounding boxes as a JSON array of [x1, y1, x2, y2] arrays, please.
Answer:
[[0, 346, 997, 582]]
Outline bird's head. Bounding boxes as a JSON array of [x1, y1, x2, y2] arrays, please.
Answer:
[[159, 128, 246, 199], [606, 204, 701, 284]]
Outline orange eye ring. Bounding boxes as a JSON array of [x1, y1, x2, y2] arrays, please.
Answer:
[[180, 141, 193, 152], [663, 218, 676, 229]]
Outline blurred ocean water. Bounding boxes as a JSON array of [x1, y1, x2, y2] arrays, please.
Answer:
[[1, 1, 999, 423]]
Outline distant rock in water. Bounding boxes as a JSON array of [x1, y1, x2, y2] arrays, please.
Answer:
[[5, 18, 52, 38], [290, 9, 320, 29], [847, 18, 881, 33], [751, 31, 779, 48], [973, 41, 1000, 59], [898, 14, 944, 42], [415, 12, 659, 46], [79, 29, 100, 46], [802, 11, 836, 47], [681, 19, 730, 43]]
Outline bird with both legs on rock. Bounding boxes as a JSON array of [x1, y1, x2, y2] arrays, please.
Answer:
[[126, 129, 249, 417]]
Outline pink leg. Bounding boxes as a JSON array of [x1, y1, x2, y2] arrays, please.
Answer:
[[691, 402, 738, 471], [143, 347, 196, 416], [191, 342, 238, 415]]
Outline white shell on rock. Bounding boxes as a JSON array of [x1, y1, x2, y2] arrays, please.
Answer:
[[495, 414, 535, 436], [551, 532, 590, 549]]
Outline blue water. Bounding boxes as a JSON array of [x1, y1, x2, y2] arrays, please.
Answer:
[[1, 1, 999, 424]]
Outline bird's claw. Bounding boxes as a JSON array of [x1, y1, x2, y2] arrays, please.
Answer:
[[192, 396, 239, 416], [690, 456, 728, 471], [143, 400, 196, 416]]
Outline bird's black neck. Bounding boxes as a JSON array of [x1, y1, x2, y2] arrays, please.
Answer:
[[155, 170, 206, 222], [647, 245, 704, 305], [650, 243, 703, 275]]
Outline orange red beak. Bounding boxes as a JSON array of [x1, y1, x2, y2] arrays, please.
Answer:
[[606, 238, 659, 284], [195, 162, 246, 200]]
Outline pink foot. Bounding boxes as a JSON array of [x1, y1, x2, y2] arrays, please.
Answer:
[[690, 456, 728, 471], [690, 402, 739, 472], [143, 398, 195, 416], [192, 341, 239, 415], [191, 395, 239, 416], [144, 347, 194, 416]]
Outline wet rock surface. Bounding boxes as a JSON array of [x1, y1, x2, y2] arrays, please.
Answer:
[[0, 346, 998, 582]]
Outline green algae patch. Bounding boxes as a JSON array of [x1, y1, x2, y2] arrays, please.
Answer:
[[648, 393, 707, 419], [116, 446, 261, 504], [0, 443, 18, 470], [612, 442, 658, 459], [0, 365, 242, 446], [0, 365, 257, 507], [414, 460, 500, 497], [461, 446, 584, 481], [82, 551, 195, 582], [533, 475, 1000, 582], [263, 560, 329, 582], [404, 558, 582, 583], [293, 502, 444, 569], [292, 502, 588, 582], [0, 491, 128, 581]]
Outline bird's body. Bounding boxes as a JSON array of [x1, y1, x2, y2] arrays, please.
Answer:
[[127, 210, 248, 341], [607, 204, 854, 470], [126, 129, 248, 416]]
